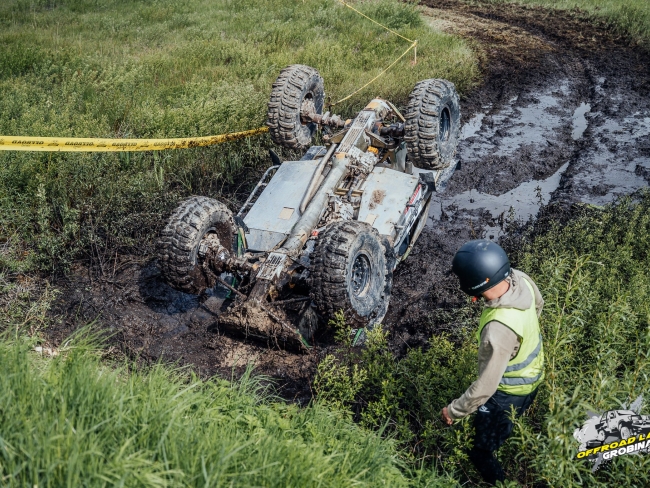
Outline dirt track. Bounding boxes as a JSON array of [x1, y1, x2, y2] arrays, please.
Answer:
[[48, 0, 650, 402]]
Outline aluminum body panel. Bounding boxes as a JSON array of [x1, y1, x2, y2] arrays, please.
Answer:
[[244, 159, 320, 252], [357, 167, 420, 239]]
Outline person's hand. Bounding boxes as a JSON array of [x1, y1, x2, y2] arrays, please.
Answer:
[[441, 406, 453, 426]]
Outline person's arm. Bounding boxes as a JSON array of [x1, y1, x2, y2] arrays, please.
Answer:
[[445, 322, 519, 420]]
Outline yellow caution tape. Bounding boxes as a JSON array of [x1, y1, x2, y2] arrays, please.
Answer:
[[0, 126, 269, 152], [330, 0, 417, 106], [1, 1, 417, 152]]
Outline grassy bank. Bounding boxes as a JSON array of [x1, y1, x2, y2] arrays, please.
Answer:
[[491, 0, 650, 46], [316, 191, 650, 485], [0, 0, 478, 273], [0, 330, 421, 487]]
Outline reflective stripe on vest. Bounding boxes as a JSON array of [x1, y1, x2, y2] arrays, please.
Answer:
[[503, 334, 542, 373], [499, 372, 543, 386], [478, 277, 544, 395]]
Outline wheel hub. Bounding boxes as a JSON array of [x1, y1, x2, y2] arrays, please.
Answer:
[[439, 106, 451, 142], [351, 254, 371, 297]]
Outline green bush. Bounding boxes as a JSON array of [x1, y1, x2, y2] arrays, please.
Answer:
[[510, 193, 650, 485], [315, 314, 480, 477]]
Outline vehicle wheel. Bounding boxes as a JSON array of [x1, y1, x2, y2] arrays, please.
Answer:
[[311, 220, 394, 327], [597, 430, 606, 441], [157, 196, 235, 294], [620, 426, 631, 440], [267, 64, 324, 150], [404, 79, 461, 170]]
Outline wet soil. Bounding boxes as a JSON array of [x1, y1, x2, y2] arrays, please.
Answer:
[[47, 0, 650, 401], [386, 0, 650, 352]]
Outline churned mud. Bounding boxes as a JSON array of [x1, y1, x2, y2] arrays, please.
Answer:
[[386, 0, 650, 352], [47, 0, 650, 401]]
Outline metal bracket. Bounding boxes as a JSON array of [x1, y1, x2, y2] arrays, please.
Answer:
[[257, 252, 288, 281]]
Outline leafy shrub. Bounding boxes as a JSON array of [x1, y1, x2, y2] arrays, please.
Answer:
[[315, 315, 479, 476], [509, 192, 650, 486], [315, 191, 650, 485]]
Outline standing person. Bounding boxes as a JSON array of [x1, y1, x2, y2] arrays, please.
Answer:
[[440, 240, 544, 486]]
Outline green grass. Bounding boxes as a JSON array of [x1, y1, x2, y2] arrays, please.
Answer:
[[490, 0, 650, 46], [0, 0, 479, 273], [0, 329, 417, 487]]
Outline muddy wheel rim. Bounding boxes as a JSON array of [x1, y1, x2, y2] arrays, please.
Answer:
[[300, 93, 315, 125], [439, 106, 451, 142], [351, 254, 371, 297]]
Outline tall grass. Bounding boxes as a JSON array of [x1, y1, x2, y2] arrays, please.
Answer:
[[510, 193, 650, 485], [0, 0, 479, 273], [0, 329, 417, 487]]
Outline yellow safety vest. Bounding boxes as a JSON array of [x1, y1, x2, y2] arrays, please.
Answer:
[[477, 278, 544, 395]]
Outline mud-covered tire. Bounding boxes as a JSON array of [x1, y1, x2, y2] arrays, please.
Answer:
[[404, 79, 461, 170], [597, 429, 606, 441], [267, 64, 324, 150], [157, 196, 235, 295], [311, 220, 394, 327]]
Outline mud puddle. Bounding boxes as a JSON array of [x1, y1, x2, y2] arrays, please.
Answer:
[[385, 0, 650, 351], [47, 0, 650, 398], [428, 58, 649, 236]]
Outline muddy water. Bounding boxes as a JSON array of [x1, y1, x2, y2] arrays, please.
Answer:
[[571, 102, 590, 140], [431, 73, 649, 241], [425, 68, 650, 239], [429, 79, 579, 237]]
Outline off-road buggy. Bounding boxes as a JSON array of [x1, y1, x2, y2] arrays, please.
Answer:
[[157, 65, 461, 350]]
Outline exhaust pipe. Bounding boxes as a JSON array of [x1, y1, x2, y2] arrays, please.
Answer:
[[282, 152, 348, 253]]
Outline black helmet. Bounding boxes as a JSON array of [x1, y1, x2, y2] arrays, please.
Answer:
[[451, 240, 511, 295]]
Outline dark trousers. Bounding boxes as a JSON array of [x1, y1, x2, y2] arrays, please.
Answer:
[[468, 389, 538, 486]]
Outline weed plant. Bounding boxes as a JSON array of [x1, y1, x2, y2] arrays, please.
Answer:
[[0, 0, 478, 273], [315, 191, 650, 485]]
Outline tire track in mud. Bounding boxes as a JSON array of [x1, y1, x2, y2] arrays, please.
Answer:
[[48, 1, 650, 401], [387, 1, 650, 353]]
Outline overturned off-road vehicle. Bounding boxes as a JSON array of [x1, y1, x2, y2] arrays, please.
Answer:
[[158, 65, 461, 350]]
